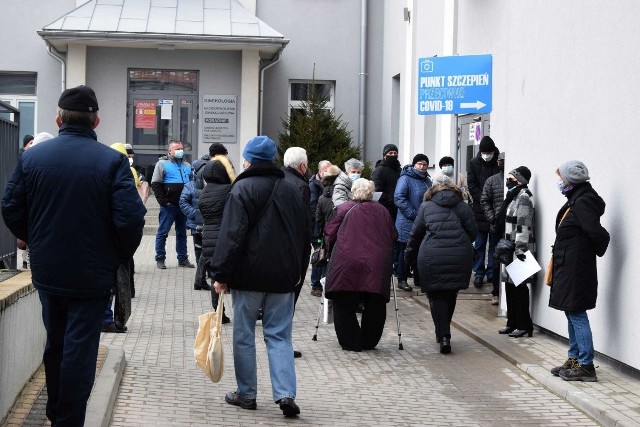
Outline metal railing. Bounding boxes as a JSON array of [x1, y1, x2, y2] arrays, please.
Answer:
[[0, 101, 20, 268]]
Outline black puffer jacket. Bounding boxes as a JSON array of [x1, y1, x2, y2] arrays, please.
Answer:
[[372, 157, 401, 220], [467, 147, 500, 232], [210, 161, 307, 293], [405, 185, 478, 293], [480, 171, 504, 234], [199, 161, 232, 264], [549, 183, 610, 312], [283, 166, 312, 279], [316, 173, 339, 235]]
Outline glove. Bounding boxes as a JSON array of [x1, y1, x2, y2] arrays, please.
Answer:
[[516, 253, 526, 262]]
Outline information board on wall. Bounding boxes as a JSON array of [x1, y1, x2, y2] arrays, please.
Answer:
[[135, 101, 156, 129], [203, 95, 237, 144]]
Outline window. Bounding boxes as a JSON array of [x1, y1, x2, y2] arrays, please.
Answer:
[[129, 69, 198, 92], [289, 80, 334, 116], [0, 72, 38, 144]]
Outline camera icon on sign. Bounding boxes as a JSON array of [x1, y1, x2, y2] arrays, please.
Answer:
[[420, 59, 434, 73]]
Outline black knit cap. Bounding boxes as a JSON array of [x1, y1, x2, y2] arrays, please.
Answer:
[[383, 144, 398, 156], [479, 136, 495, 152], [510, 166, 531, 185], [439, 156, 454, 168], [209, 143, 228, 156], [23, 134, 34, 147], [412, 154, 429, 166], [58, 85, 99, 112]]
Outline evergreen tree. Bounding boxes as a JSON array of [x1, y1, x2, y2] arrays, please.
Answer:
[[277, 77, 370, 177]]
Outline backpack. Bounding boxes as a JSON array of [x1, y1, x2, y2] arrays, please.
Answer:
[[193, 160, 208, 190]]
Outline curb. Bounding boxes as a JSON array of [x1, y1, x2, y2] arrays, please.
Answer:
[[411, 295, 640, 427], [85, 344, 126, 427]]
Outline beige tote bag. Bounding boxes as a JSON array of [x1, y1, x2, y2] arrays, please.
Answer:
[[194, 293, 224, 382]]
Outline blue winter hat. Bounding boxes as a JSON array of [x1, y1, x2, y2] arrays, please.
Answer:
[[243, 136, 277, 163]]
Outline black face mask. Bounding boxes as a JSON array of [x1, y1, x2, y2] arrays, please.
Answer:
[[385, 155, 398, 162], [505, 179, 518, 190]]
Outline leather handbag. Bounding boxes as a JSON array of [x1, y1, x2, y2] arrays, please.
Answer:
[[194, 293, 224, 383], [493, 238, 515, 264]]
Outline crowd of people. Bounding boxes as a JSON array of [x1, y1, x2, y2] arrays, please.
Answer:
[[1, 85, 610, 423]]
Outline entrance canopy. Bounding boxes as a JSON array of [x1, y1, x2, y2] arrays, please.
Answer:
[[38, 0, 288, 57]]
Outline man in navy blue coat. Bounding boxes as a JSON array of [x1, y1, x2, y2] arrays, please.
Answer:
[[2, 85, 146, 426]]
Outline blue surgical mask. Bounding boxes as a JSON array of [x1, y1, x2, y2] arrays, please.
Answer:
[[442, 165, 454, 175], [174, 149, 184, 159], [349, 173, 361, 181]]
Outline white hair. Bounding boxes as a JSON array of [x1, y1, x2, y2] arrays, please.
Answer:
[[31, 132, 54, 147], [351, 178, 374, 201], [433, 174, 453, 185], [344, 158, 364, 173], [318, 160, 331, 170], [283, 147, 307, 168]]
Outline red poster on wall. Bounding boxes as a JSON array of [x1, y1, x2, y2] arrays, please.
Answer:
[[135, 101, 157, 129]]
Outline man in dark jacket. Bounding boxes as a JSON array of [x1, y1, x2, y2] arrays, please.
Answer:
[[151, 140, 194, 269], [2, 85, 146, 426], [480, 151, 505, 303], [211, 136, 305, 417], [467, 136, 501, 287], [309, 159, 332, 296]]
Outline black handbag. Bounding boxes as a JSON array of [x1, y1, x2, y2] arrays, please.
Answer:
[[493, 238, 515, 264], [310, 238, 329, 267]]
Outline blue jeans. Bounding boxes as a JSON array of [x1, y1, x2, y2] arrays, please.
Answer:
[[231, 289, 296, 401], [103, 294, 114, 324], [565, 310, 594, 365], [155, 203, 187, 261], [473, 231, 496, 279], [38, 291, 110, 426]]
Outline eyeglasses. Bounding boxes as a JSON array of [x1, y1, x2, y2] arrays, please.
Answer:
[[415, 162, 428, 167]]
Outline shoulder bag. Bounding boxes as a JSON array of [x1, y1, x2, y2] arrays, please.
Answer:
[[544, 207, 571, 286]]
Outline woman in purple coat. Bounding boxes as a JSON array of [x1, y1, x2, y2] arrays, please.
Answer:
[[325, 179, 397, 352]]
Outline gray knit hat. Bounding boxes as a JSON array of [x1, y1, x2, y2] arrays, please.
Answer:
[[558, 160, 590, 184]]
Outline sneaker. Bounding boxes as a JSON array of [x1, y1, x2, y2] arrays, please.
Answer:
[[551, 357, 579, 376], [559, 364, 597, 382], [156, 260, 167, 269], [397, 280, 412, 291], [225, 391, 256, 410], [276, 397, 300, 417], [310, 287, 323, 297], [491, 295, 499, 305], [178, 258, 195, 268]]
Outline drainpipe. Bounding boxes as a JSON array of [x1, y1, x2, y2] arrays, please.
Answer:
[[46, 41, 66, 92], [259, 47, 284, 135], [358, 0, 368, 153]]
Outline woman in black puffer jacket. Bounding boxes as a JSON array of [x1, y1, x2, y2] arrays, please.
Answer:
[[199, 156, 235, 319], [405, 175, 478, 354]]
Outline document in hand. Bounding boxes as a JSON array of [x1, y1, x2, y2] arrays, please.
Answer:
[[505, 251, 541, 286]]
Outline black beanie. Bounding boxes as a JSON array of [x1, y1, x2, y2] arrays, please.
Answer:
[[439, 156, 454, 168], [510, 166, 531, 185], [209, 143, 228, 156], [383, 144, 398, 156], [58, 85, 99, 112], [479, 136, 496, 152], [23, 134, 34, 147], [412, 154, 429, 166]]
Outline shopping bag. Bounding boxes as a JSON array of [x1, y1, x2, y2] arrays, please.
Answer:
[[194, 293, 224, 382]]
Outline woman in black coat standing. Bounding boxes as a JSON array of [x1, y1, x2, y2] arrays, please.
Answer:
[[405, 175, 477, 353], [548, 161, 609, 382], [199, 156, 235, 322]]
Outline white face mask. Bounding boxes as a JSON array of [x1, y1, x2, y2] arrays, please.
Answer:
[[481, 153, 494, 162], [128, 158, 134, 167], [442, 165, 454, 175]]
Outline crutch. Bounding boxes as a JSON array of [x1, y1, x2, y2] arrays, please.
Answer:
[[391, 276, 404, 350], [312, 291, 325, 341]]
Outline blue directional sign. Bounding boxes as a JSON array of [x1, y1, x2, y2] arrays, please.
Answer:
[[417, 54, 492, 115]]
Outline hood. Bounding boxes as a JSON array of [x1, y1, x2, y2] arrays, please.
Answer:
[[321, 172, 340, 187], [424, 184, 462, 207], [569, 182, 606, 216], [203, 155, 236, 184], [322, 183, 335, 198], [110, 142, 128, 156], [400, 164, 430, 180], [475, 145, 500, 166]]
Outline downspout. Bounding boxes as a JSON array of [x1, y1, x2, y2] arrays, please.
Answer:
[[46, 41, 66, 92], [259, 47, 284, 135], [358, 0, 368, 153]]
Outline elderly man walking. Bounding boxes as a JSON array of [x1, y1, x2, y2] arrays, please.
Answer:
[[211, 136, 306, 417], [2, 85, 146, 426]]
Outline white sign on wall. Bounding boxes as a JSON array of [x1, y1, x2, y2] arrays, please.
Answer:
[[203, 95, 237, 144]]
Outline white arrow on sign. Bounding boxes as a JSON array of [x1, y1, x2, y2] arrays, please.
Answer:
[[460, 100, 486, 110]]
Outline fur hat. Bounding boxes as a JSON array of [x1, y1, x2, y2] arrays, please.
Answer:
[[58, 85, 99, 112], [412, 154, 429, 166], [383, 144, 398, 156], [243, 136, 276, 163], [510, 166, 531, 185], [479, 136, 496, 152], [558, 160, 590, 184]]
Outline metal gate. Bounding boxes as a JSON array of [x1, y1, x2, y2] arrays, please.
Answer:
[[0, 100, 20, 268]]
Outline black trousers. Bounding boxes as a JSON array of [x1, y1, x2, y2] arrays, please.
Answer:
[[426, 290, 458, 340], [128, 256, 135, 297], [505, 282, 532, 330], [332, 292, 386, 351], [193, 232, 207, 287]]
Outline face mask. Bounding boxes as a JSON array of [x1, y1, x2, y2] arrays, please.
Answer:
[[128, 158, 134, 166], [442, 165, 454, 176], [557, 180, 575, 195], [385, 155, 398, 162], [506, 179, 518, 190], [174, 149, 184, 159], [481, 153, 494, 162], [349, 173, 361, 181]]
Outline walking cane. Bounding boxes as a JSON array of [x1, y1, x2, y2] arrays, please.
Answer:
[[311, 291, 324, 341], [391, 276, 404, 350]]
